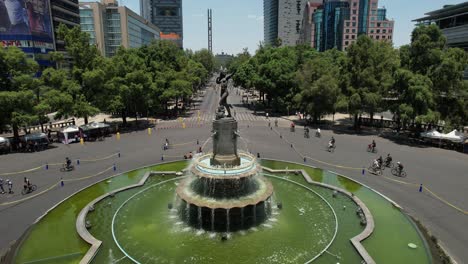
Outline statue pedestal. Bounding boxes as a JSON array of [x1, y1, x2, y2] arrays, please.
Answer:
[[211, 117, 240, 166]]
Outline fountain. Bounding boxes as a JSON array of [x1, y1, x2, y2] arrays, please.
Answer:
[[176, 77, 273, 232]]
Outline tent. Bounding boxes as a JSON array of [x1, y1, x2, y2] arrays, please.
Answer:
[[0, 137, 7, 144], [441, 130, 465, 143], [420, 129, 443, 139], [80, 122, 110, 141], [59, 125, 80, 144]]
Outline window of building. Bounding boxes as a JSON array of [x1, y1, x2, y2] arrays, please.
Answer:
[[372, 2, 377, 8], [352, 35, 355, 39], [377, 23, 381, 27], [346, 29, 350, 33], [370, 35, 374, 39], [377, 29, 380, 33], [352, 22, 356, 27], [346, 22, 350, 27], [376, 35, 380, 39], [345, 40, 349, 45], [353, 9, 357, 15], [383, 22, 387, 27], [370, 22, 375, 27], [352, 16, 356, 20], [353, 2, 357, 7], [345, 35, 349, 39], [352, 29, 356, 33], [383, 29, 386, 33], [370, 29, 374, 33]]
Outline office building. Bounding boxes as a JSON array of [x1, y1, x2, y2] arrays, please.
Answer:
[[50, 0, 80, 52], [140, 0, 183, 47], [298, 0, 323, 47], [414, 2, 468, 51], [80, 0, 160, 57], [0, 0, 56, 68], [264, 0, 309, 46], [299, 0, 394, 51]]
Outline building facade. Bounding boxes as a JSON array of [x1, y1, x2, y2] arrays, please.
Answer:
[[299, 0, 394, 51], [264, 0, 308, 46], [80, 0, 160, 57], [298, 0, 322, 47], [50, 0, 80, 52], [0, 0, 56, 68], [140, 0, 183, 48], [414, 3, 468, 51]]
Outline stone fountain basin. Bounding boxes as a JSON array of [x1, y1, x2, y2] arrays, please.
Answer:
[[176, 176, 273, 209]]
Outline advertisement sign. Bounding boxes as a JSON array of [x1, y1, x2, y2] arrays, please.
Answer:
[[0, 0, 54, 45]]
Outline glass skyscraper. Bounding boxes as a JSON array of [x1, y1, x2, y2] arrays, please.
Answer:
[[79, 1, 160, 57]]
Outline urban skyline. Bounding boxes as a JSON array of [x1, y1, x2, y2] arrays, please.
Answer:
[[123, 0, 467, 55]]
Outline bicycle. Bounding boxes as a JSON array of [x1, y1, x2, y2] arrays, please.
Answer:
[[326, 144, 336, 153], [391, 167, 407, 177], [368, 165, 382, 175], [366, 145, 378, 153], [21, 184, 37, 195], [60, 164, 75, 172]]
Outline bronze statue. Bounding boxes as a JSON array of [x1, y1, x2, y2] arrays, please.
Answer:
[[216, 72, 233, 118]]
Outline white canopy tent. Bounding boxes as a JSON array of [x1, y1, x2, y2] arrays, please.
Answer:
[[0, 137, 7, 144], [420, 129, 443, 139], [59, 125, 80, 144], [441, 130, 465, 143]]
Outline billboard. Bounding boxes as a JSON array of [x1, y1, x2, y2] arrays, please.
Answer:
[[0, 0, 54, 46]]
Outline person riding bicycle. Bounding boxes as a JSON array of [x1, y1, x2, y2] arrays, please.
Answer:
[[304, 127, 309, 136], [385, 154, 392, 166], [373, 159, 381, 170], [328, 136, 335, 150], [23, 177, 31, 192], [397, 161, 404, 173], [377, 156, 383, 167], [370, 140, 376, 152], [66, 157, 72, 169], [316, 128, 321, 137]]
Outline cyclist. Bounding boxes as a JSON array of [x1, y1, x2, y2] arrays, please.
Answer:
[[377, 156, 383, 167], [328, 136, 335, 151], [23, 177, 31, 192], [316, 128, 321, 137], [396, 162, 404, 175], [65, 157, 72, 169], [371, 140, 376, 152], [372, 159, 381, 171], [385, 154, 392, 166], [304, 127, 309, 137]]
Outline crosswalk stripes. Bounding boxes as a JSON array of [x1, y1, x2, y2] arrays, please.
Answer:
[[156, 112, 269, 128]]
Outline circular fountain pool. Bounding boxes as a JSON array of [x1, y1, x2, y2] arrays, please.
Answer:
[[111, 176, 337, 263]]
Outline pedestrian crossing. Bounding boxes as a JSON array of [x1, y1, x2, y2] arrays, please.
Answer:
[[156, 112, 272, 129]]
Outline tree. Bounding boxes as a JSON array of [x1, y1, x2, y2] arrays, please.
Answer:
[[295, 53, 340, 122], [56, 24, 103, 124], [0, 47, 39, 139], [192, 49, 215, 74], [344, 35, 399, 128]]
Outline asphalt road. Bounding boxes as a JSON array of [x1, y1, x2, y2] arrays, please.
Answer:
[[0, 83, 467, 263]]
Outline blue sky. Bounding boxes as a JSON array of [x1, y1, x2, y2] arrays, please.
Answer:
[[122, 0, 466, 55]]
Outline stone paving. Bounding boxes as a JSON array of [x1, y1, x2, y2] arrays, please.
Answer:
[[0, 85, 467, 263]]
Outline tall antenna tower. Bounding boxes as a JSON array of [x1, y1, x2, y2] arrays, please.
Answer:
[[208, 9, 213, 53]]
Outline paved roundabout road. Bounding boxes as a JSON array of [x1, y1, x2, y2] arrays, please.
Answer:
[[0, 85, 467, 263]]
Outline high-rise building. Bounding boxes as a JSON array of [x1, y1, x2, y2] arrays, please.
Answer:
[[50, 0, 80, 52], [413, 2, 468, 51], [79, 0, 160, 57], [0, 0, 56, 68], [264, 0, 309, 46], [140, 0, 183, 48], [299, 0, 394, 51], [298, 0, 323, 47]]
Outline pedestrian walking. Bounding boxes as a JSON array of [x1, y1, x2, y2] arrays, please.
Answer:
[[7, 179, 13, 194], [0, 178, 5, 194]]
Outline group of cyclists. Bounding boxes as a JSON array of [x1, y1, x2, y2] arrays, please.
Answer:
[[296, 124, 406, 177], [368, 141, 405, 177]]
